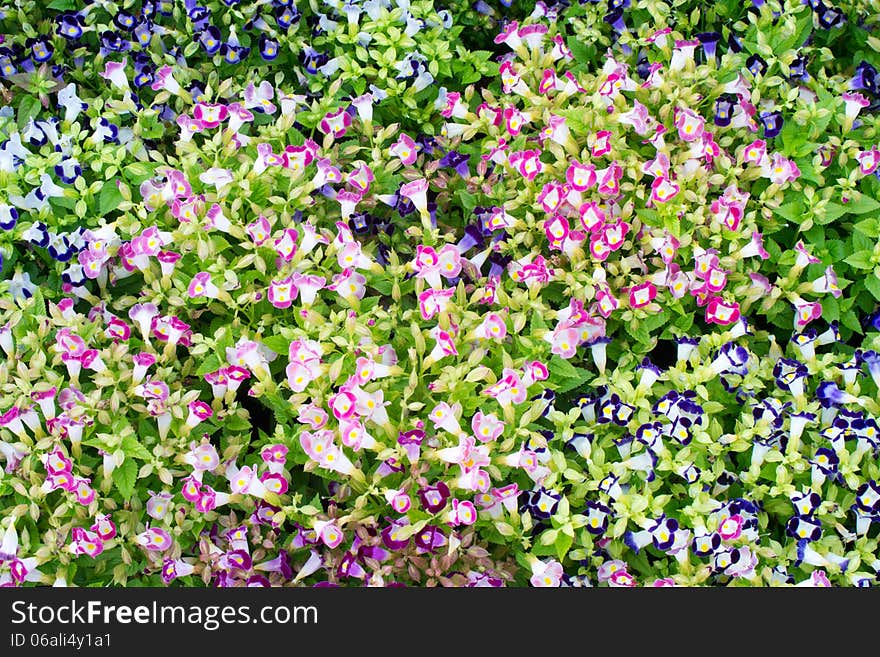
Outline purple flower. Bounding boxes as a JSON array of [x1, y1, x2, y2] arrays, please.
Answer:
[[439, 150, 471, 177], [759, 110, 784, 138], [714, 94, 737, 127], [418, 481, 450, 514], [746, 54, 767, 76]]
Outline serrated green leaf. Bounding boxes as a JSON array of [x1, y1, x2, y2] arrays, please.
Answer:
[[261, 335, 291, 356], [847, 196, 880, 215], [866, 274, 880, 302], [555, 531, 573, 562], [121, 434, 153, 461], [844, 250, 874, 270], [98, 182, 124, 216], [195, 353, 222, 376], [112, 458, 138, 500]]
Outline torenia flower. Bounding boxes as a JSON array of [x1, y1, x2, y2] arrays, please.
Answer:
[[187, 272, 219, 299], [855, 146, 880, 175], [300, 431, 354, 475], [792, 296, 823, 329], [842, 92, 870, 131], [244, 81, 276, 114], [674, 107, 705, 142], [429, 402, 464, 436], [100, 60, 130, 90], [400, 178, 430, 222], [474, 312, 507, 341], [412, 245, 461, 289], [135, 527, 173, 552], [390, 133, 418, 166], [150, 65, 181, 95], [472, 411, 504, 442], [319, 108, 352, 139], [529, 558, 563, 587]]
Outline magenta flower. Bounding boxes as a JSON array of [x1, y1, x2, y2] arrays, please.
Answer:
[[390, 133, 418, 165], [319, 108, 351, 138], [192, 102, 229, 128], [566, 160, 596, 191], [674, 107, 705, 141], [268, 276, 295, 309], [69, 527, 105, 558], [705, 297, 741, 325], [135, 527, 173, 552], [187, 272, 219, 299], [792, 296, 823, 329], [146, 491, 174, 520], [530, 559, 563, 587], [592, 130, 613, 157], [629, 281, 658, 309], [150, 65, 180, 94], [245, 215, 272, 246]]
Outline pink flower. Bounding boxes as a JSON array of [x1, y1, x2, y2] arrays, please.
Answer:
[[243, 81, 276, 114], [530, 559, 563, 587], [674, 107, 705, 142], [742, 139, 768, 166], [100, 59, 129, 90], [592, 130, 613, 157], [245, 215, 272, 245], [856, 146, 880, 175], [765, 152, 801, 184], [650, 176, 680, 204], [192, 102, 229, 128], [472, 411, 504, 443], [329, 390, 357, 420], [418, 288, 455, 320], [319, 108, 352, 138], [474, 313, 507, 341], [400, 178, 429, 216], [268, 276, 295, 309], [135, 527, 173, 552], [150, 65, 180, 94], [517, 150, 543, 181], [566, 160, 596, 192], [578, 201, 607, 232], [792, 296, 822, 329], [705, 296, 741, 325], [628, 281, 657, 309], [389, 132, 418, 165], [187, 272, 219, 299], [842, 92, 870, 129], [549, 326, 580, 358], [811, 265, 842, 298], [186, 401, 213, 427]]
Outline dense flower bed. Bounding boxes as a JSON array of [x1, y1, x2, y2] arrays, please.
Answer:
[[0, 0, 879, 587]]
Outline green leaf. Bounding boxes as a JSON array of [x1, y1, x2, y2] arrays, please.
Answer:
[[844, 250, 874, 270], [121, 434, 153, 461], [847, 196, 880, 215], [456, 189, 477, 213], [112, 458, 138, 500], [772, 201, 804, 222], [225, 413, 253, 432], [98, 182, 124, 216], [555, 531, 573, 562], [47, 0, 76, 8], [260, 335, 291, 356], [854, 217, 879, 238], [549, 355, 583, 380], [17, 95, 41, 132], [195, 353, 222, 376], [866, 274, 880, 302], [815, 202, 848, 225]]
